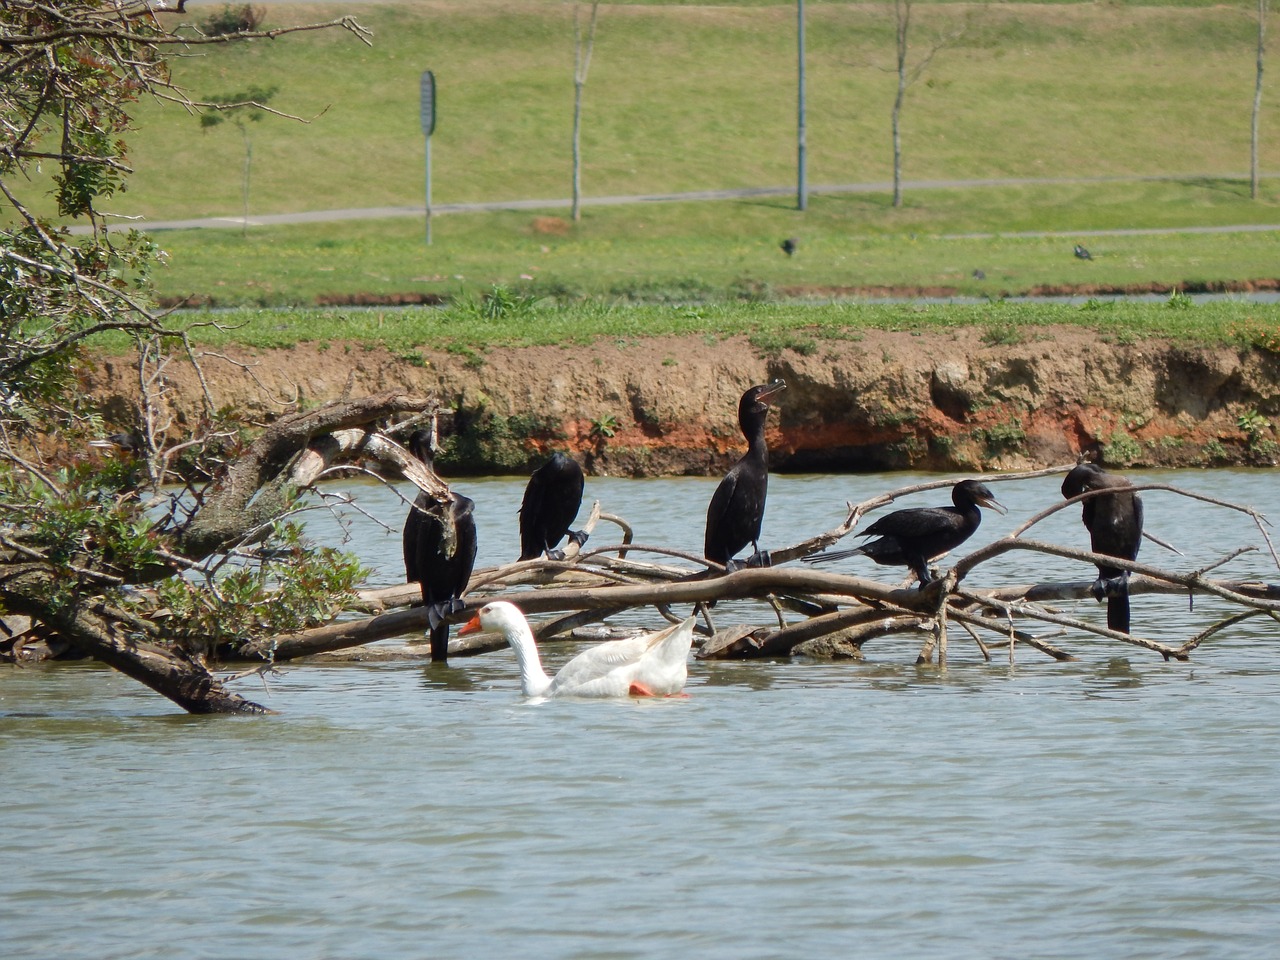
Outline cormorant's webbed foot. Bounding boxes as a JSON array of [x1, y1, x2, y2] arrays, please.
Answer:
[[744, 549, 772, 569], [426, 598, 466, 630], [543, 529, 589, 561], [1093, 572, 1131, 602], [723, 558, 745, 574]]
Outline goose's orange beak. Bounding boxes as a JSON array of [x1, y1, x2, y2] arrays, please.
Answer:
[[458, 613, 483, 636]]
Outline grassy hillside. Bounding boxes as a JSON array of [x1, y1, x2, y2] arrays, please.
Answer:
[[104, 1, 1276, 218], [30, 2, 1280, 305]]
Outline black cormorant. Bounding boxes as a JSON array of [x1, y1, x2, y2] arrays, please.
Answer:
[[804, 479, 1006, 586], [1061, 462, 1143, 633], [703, 379, 787, 571], [519, 452, 587, 560], [402, 428, 478, 662]]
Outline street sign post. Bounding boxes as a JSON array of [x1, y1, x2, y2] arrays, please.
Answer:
[[420, 71, 436, 245]]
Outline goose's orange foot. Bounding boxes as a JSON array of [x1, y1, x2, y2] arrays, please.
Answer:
[[628, 682, 690, 698]]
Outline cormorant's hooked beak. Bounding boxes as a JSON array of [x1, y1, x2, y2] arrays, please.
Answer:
[[978, 494, 1008, 515], [756, 379, 787, 405]]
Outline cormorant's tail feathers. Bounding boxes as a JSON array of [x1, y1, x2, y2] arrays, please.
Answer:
[[1094, 574, 1132, 634], [1107, 593, 1131, 634], [428, 622, 451, 661], [426, 599, 466, 661]]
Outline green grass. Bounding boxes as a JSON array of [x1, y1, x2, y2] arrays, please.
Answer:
[[133, 298, 1280, 356], [149, 182, 1280, 307], [36, 1, 1278, 221], [20, 2, 1280, 309]]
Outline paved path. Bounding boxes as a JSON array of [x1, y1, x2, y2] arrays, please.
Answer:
[[85, 174, 1280, 238]]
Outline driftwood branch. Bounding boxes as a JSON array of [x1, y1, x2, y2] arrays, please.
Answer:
[[177, 392, 438, 558], [257, 559, 1280, 665], [262, 468, 1280, 670]]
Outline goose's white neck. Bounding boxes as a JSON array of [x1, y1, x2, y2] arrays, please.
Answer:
[[501, 615, 554, 697]]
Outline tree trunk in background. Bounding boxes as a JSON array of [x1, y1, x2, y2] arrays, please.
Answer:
[[1252, 0, 1268, 200], [572, 2, 600, 222], [892, 0, 910, 208], [241, 123, 252, 236]]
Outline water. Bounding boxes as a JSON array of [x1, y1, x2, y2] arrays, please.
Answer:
[[4, 470, 1280, 960]]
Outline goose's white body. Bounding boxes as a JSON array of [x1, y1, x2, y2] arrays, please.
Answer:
[[461, 601, 695, 698]]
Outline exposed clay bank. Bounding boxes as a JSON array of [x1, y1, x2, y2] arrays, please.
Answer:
[[88, 326, 1280, 474]]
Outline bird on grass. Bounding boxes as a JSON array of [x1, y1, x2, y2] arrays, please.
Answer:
[[804, 479, 1006, 587], [1061, 462, 1144, 634], [518, 452, 587, 560], [402, 427, 478, 662], [704, 379, 787, 572], [1074, 244, 1093, 261], [780, 237, 798, 257], [460, 600, 696, 698]]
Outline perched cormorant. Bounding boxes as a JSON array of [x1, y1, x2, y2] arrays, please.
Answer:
[[1074, 244, 1093, 261], [402, 428, 478, 662], [703, 379, 787, 571], [804, 479, 1006, 586], [519, 452, 587, 560], [1061, 462, 1143, 633]]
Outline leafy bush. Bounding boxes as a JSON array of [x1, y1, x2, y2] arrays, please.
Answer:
[[202, 5, 265, 37]]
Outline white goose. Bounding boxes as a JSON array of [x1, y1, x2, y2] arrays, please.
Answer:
[[459, 601, 696, 698]]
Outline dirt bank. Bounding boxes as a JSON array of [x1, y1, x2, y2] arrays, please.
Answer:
[[85, 326, 1280, 474]]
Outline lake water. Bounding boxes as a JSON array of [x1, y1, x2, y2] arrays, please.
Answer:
[[4, 469, 1280, 960]]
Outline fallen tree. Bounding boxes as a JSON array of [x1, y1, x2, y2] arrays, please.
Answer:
[[10, 434, 1278, 713], [248, 468, 1280, 672], [0, 2, 389, 713], [0, 393, 446, 712]]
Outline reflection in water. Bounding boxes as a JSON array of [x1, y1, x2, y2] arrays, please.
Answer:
[[1081, 656, 1145, 699], [418, 660, 489, 694]]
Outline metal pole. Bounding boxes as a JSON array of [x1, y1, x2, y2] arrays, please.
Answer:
[[424, 135, 432, 246], [797, 0, 808, 211], [421, 70, 436, 246]]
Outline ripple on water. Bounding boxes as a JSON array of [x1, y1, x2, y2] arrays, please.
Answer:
[[5, 472, 1280, 959]]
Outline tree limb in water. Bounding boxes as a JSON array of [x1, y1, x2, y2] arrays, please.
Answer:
[[262, 470, 1280, 668]]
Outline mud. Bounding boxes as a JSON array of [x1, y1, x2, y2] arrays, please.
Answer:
[[84, 325, 1280, 475]]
